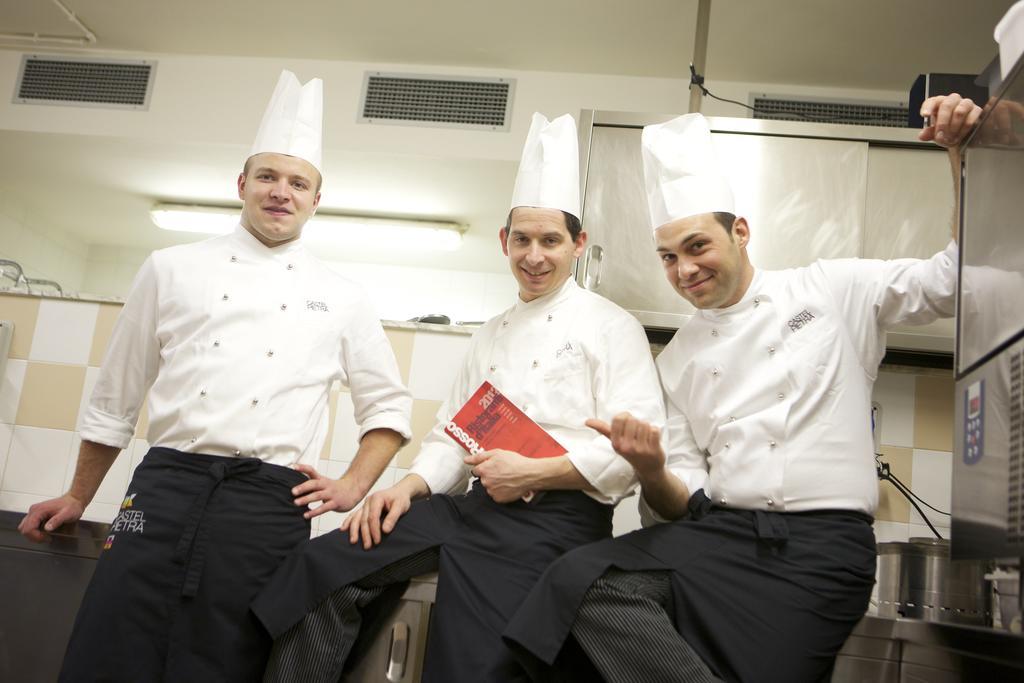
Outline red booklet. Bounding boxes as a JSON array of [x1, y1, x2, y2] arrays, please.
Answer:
[[444, 381, 566, 459]]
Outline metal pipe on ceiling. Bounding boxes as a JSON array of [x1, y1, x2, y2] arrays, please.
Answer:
[[0, 0, 97, 46], [689, 0, 711, 113]]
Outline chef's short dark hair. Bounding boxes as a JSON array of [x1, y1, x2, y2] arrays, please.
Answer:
[[504, 208, 583, 241], [242, 156, 323, 193], [713, 212, 736, 234]]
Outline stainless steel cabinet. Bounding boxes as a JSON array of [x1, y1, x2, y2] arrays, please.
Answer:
[[576, 112, 956, 353], [864, 146, 957, 352]]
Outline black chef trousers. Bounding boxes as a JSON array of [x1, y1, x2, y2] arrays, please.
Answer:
[[504, 490, 876, 683], [253, 480, 613, 682]]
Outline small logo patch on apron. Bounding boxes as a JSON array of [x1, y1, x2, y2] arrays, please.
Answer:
[[104, 492, 148, 550]]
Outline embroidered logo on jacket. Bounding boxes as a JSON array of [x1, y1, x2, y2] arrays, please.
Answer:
[[555, 341, 574, 358], [306, 300, 329, 312], [787, 309, 816, 332]]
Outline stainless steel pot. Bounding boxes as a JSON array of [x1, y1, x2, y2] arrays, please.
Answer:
[[877, 537, 991, 625]]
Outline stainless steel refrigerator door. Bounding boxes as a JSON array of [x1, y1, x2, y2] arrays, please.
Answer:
[[577, 124, 868, 328], [957, 64, 1024, 375], [864, 146, 958, 353]]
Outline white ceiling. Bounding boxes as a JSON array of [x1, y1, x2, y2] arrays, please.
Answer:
[[0, 0, 1015, 290], [1, 0, 1011, 87]]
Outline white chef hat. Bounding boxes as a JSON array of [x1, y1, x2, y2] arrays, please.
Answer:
[[248, 70, 324, 175], [641, 113, 734, 231], [509, 112, 581, 219]]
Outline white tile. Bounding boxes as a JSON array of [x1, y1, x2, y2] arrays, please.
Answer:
[[408, 331, 472, 401], [909, 449, 953, 530], [872, 520, 909, 543], [61, 433, 80, 492], [613, 495, 643, 536], [128, 439, 151, 481], [871, 371, 915, 448], [0, 358, 27, 424], [316, 509, 347, 536], [2, 426, 74, 496], [81, 501, 119, 524], [328, 392, 360, 462], [92, 446, 133, 506], [0, 490, 48, 514], [28, 299, 99, 364], [0, 422, 13, 488], [75, 366, 101, 431]]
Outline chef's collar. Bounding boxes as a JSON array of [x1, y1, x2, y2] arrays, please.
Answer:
[[698, 269, 767, 321], [512, 275, 577, 313], [231, 223, 308, 258]]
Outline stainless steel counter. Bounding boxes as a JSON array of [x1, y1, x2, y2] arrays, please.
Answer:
[[0, 510, 108, 683], [834, 614, 1024, 682]]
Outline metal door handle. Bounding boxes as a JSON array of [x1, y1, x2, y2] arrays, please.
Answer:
[[582, 244, 604, 290], [385, 621, 410, 682]]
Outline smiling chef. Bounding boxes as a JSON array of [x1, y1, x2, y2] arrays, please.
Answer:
[[18, 70, 412, 681], [249, 112, 665, 683], [503, 94, 982, 683]]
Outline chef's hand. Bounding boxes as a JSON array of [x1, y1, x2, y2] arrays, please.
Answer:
[[340, 474, 427, 549], [19, 494, 86, 542], [586, 413, 665, 478], [291, 464, 364, 520], [464, 449, 536, 503], [918, 94, 983, 148]]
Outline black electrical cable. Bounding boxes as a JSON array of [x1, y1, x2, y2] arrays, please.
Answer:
[[875, 459, 944, 539], [688, 64, 906, 126], [887, 470, 951, 516]]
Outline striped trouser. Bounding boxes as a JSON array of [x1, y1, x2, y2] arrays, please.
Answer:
[[262, 547, 441, 683], [571, 569, 723, 683]]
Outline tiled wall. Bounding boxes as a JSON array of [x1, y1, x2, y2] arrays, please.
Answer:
[[0, 293, 470, 537], [871, 370, 955, 542], [0, 293, 955, 544]]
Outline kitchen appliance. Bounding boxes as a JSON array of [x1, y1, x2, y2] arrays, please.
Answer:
[[951, 42, 1024, 638], [876, 538, 990, 625], [575, 111, 956, 357]]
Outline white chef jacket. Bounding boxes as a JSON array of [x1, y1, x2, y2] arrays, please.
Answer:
[[651, 241, 958, 516], [80, 225, 412, 467], [409, 277, 665, 505]]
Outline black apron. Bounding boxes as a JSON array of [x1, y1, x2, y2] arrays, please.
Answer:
[[59, 448, 310, 683], [252, 480, 613, 682], [503, 490, 877, 683]]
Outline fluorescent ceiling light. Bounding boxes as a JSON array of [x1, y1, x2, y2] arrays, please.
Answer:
[[150, 203, 464, 251]]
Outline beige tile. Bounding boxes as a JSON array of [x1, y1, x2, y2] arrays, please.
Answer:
[[89, 303, 124, 366], [0, 295, 40, 360], [134, 396, 150, 437], [15, 362, 87, 431], [875, 445, 913, 523], [320, 386, 341, 461], [914, 374, 954, 452], [396, 399, 443, 468], [385, 328, 416, 386]]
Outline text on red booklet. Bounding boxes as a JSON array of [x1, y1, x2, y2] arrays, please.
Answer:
[[444, 381, 566, 459]]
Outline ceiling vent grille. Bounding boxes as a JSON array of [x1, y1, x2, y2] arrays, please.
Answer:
[[359, 72, 514, 131], [14, 54, 156, 110], [751, 94, 907, 128]]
